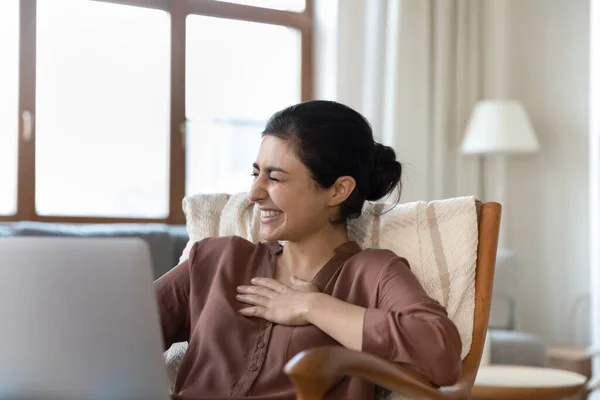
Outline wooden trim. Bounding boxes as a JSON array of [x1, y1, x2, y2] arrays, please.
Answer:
[[16, 0, 36, 221], [303, 0, 313, 16], [0, 215, 20, 223], [300, 26, 313, 101], [89, 0, 169, 11], [182, 0, 311, 29], [299, 0, 313, 100], [169, 1, 187, 225], [459, 202, 501, 386]]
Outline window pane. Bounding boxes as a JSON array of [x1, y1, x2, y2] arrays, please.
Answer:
[[36, 0, 170, 218], [185, 119, 263, 195], [0, 0, 19, 216], [214, 0, 305, 12], [185, 16, 301, 195]]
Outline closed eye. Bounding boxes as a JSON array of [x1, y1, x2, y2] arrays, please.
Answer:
[[250, 172, 280, 182]]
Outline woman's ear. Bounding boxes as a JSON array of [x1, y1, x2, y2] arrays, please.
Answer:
[[328, 176, 356, 207]]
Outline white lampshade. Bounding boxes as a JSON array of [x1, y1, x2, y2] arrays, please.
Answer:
[[461, 100, 540, 155]]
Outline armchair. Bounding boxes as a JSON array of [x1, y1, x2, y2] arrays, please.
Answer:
[[164, 195, 501, 400]]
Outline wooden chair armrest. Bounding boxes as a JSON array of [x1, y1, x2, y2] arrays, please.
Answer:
[[284, 346, 469, 400]]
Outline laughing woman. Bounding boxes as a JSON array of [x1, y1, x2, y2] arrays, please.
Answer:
[[155, 100, 462, 400]]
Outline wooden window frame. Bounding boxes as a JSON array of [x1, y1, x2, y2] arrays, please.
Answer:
[[2, 0, 313, 225]]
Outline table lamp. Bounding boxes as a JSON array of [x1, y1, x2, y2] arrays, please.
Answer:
[[461, 99, 540, 250]]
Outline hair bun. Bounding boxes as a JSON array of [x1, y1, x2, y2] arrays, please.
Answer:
[[366, 143, 402, 201]]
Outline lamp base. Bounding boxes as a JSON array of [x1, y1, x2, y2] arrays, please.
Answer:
[[483, 154, 508, 250]]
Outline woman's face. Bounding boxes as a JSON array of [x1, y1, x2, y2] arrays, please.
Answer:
[[248, 135, 334, 242]]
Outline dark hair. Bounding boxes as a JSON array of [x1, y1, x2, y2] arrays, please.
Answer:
[[262, 100, 402, 224]]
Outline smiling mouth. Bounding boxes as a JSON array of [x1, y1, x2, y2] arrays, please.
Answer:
[[260, 210, 283, 221]]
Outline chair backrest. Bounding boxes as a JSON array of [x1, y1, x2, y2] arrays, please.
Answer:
[[179, 193, 494, 362]]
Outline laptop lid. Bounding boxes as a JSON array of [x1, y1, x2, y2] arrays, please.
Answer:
[[0, 237, 169, 400]]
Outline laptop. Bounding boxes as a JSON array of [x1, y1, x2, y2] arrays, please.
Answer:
[[0, 237, 170, 400]]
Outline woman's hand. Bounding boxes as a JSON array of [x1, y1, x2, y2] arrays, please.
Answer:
[[237, 276, 319, 326]]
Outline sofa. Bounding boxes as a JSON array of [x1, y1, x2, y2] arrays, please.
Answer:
[[0, 220, 546, 367], [0, 221, 188, 280]]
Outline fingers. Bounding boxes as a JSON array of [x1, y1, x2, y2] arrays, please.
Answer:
[[237, 284, 276, 298], [238, 307, 275, 323], [238, 306, 267, 319], [250, 277, 287, 293], [236, 293, 269, 307]]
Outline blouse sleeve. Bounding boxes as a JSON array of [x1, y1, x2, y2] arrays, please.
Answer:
[[154, 242, 199, 350], [361, 257, 463, 387]]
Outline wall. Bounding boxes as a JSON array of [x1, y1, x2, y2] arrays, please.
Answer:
[[505, 0, 590, 344]]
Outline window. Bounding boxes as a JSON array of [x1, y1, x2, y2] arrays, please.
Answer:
[[36, 0, 170, 218], [185, 15, 301, 195], [1, 0, 313, 224]]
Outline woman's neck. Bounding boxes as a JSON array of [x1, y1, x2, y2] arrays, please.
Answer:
[[278, 226, 350, 281]]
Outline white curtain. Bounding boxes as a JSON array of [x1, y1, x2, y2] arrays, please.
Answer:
[[590, 0, 600, 393], [315, 0, 484, 203], [383, 0, 483, 202]]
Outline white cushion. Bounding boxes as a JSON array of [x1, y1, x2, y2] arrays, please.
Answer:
[[179, 192, 478, 360], [163, 342, 188, 393], [474, 365, 587, 388]]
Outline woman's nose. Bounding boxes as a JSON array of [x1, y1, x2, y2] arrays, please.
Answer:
[[248, 178, 266, 203]]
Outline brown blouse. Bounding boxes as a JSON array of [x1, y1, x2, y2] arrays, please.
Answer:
[[155, 236, 462, 400]]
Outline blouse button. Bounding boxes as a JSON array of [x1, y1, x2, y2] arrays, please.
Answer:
[[257, 342, 265, 349], [250, 365, 259, 372]]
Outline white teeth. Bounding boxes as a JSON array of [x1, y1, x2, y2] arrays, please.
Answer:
[[261, 210, 283, 218]]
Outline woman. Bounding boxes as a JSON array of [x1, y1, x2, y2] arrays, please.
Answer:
[[156, 100, 462, 400]]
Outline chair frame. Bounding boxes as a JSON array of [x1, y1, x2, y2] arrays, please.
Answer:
[[283, 202, 502, 400]]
